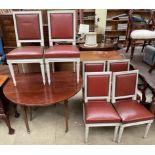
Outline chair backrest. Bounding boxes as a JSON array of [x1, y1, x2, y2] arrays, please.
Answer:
[[13, 11, 44, 47], [83, 61, 106, 73], [84, 72, 112, 102], [112, 70, 139, 103], [82, 61, 106, 87], [47, 10, 76, 46], [107, 59, 130, 72]]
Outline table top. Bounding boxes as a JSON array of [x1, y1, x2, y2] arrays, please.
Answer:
[[80, 50, 124, 61], [78, 43, 114, 51], [0, 75, 8, 87], [3, 72, 82, 106]]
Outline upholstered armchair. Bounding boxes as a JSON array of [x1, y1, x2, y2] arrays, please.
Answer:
[[6, 11, 45, 86], [111, 70, 154, 143], [44, 10, 80, 85], [126, 9, 155, 59]]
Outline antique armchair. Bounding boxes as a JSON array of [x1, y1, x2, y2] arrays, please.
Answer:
[[126, 9, 155, 59], [83, 72, 121, 142], [111, 70, 154, 143], [44, 10, 80, 85], [107, 59, 130, 72], [6, 11, 45, 86]]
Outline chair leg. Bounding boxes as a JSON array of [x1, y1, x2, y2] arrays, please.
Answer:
[[113, 126, 119, 142], [21, 63, 26, 73], [45, 62, 51, 85], [8, 62, 16, 86], [126, 38, 131, 53], [117, 126, 124, 143], [85, 125, 89, 143], [144, 122, 152, 138], [76, 60, 80, 83], [40, 62, 46, 85], [141, 41, 146, 53], [130, 41, 135, 60], [52, 62, 55, 72], [73, 62, 76, 72]]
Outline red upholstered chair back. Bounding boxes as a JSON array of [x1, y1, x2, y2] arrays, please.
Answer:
[[85, 72, 112, 102], [82, 61, 106, 87], [13, 11, 44, 47], [107, 59, 130, 72], [112, 70, 139, 103], [48, 10, 76, 46], [83, 61, 106, 72]]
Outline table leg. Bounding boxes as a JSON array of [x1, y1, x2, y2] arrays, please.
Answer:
[[13, 104, 20, 118], [64, 100, 69, 133], [21, 106, 30, 133], [29, 107, 33, 121], [2, 115, 15, 135]]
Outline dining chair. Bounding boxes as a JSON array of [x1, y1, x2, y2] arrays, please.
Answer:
[[82, 60, 106, 86], [6, 11, 45, 86], [44, 10, 80, 85], [126, 9, 155, 59], [107, 59, 130, 72], [111, 70, 154, 143], [83, 72, 121, 142]]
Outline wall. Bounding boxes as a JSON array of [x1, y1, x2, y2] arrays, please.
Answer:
[[95, 9, 107, 34]]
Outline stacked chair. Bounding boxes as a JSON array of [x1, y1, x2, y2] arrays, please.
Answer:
[[83, 60, 154, 143]]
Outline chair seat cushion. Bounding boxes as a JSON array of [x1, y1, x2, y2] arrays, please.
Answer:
[[44, 45, 80, 58], [114, 99, 154, 123], [7, 46, 43, 59], [131, 30, 155, 39], [85, 100, 121, 124]]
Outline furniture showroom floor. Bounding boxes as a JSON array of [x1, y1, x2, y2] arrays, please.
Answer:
[[0, 47, 155, 145], [0, 90, 155, 145]]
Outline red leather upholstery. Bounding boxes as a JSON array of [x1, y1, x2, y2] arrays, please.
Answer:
[[16, 14, 41, 40], [50, 13, 73, 39], [87, 75, 109, 97], [7, 46, 43, 59], [114, 99, 154, 123], [110, 62, 128, 72], [85, 63, 104, 72], [115, 73, 137, 97], [85, 100, 121, 123], [44, 45, 80, 58]]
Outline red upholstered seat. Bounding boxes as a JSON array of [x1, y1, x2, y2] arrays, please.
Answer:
[[44, 45, 80, 58], [114, 99, 154, 123], [85, 100, 121, 123], [7, 46, 43, 59]]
